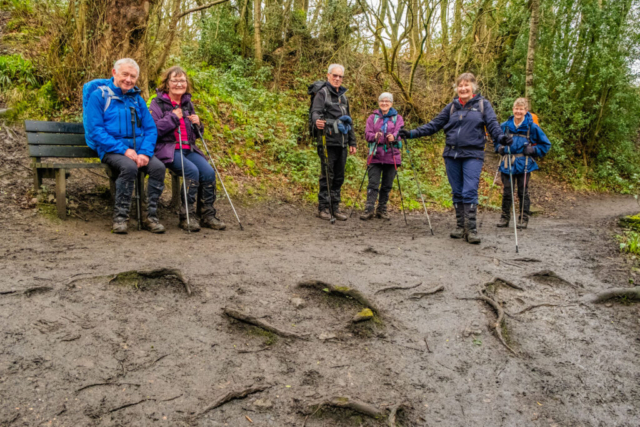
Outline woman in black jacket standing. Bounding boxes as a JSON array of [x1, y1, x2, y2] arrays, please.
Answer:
[[399, 73, 512, 244]]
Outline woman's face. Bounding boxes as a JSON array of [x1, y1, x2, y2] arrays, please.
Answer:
[[457, 80, 474, 102], [513, 105, 527, 121], [378, 98, 392, 113], [168, 72, 188, 98]]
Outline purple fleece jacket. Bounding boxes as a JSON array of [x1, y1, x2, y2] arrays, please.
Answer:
[[149, 89, 205, 164], [364, 109, 404, 165]]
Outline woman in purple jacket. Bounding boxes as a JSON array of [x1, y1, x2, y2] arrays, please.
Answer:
[[361, 93, 405, 220], [149, 66, 225, 232]]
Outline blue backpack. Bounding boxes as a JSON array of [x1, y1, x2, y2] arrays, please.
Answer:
[[82, 79, 121, 150]]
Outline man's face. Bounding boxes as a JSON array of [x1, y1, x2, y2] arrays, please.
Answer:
[[327, 68, 344, 89], [112, 63, 139, 92]]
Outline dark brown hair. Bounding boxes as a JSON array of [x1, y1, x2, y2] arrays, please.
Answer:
[[157, 66, 192, 94]]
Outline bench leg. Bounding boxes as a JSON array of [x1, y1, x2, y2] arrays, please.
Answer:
[[33, 167, 43, 192], [171, 173, 181, 211], [55, 168, 67, 219]]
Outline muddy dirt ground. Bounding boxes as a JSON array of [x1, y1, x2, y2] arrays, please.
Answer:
[[1, 125, 640, 427]]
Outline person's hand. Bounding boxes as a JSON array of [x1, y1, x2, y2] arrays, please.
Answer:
[[136, 154, 149, 168], [349, 146, 357, 155], [498, 146, 506, 156], [386, 133, 395, 142], [398, 129, 412, 140], [188, 114, 200, 125], [375, 132, 382, 141], [316, 119, 326, 130], [500, 134, 513, 146], [125, 148, 138, 162], [173, 108, 183, 119], [524, 144, 536, 156]]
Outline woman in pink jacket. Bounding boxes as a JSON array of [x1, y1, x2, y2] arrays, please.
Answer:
[[361, 93, 405, 220]]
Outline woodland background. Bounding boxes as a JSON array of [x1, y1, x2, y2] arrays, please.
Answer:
[[1, 0, 639, 209]]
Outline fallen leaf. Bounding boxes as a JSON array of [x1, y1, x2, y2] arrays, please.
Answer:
[[245, 415, 253, 423]]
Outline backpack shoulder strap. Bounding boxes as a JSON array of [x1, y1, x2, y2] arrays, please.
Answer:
[[450, 103, 455, 116], [479, 99, 484, 115], [392, 115, 397, 124], [99, 86, 118, 113], [322, 86, 331, 113], [373, 114, 380, 125]]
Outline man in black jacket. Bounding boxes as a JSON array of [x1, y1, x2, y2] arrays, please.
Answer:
[[311, 64, 357, 221]]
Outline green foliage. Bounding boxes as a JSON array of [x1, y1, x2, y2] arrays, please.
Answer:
[[197, 5, 242, 67], [618, 231, 640, 256], [0, 54, 38, 89]]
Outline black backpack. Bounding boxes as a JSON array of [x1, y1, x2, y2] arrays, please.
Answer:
[[307, 81, 348, 138]]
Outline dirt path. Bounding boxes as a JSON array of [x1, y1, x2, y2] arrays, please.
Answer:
[[1, 184, 639, 426]]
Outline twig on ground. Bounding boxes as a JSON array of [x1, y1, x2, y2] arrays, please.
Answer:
[[375, 282, 422, 295], [491, 277, 525, 291], [298, 280, 380, 313], [423, 336, 431, 353], [76, 382, 141, 393], [409, 285, 444, 300], [511, 303, 571, 315], [527, 270, 578, 288], [307, 396, 385, 419], [237, 346, 271, 354], [224, 307, 309, 340], [194, 385, 271, 418], [108, 399, 153, 413]]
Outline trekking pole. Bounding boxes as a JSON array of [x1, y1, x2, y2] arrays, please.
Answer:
[[129, 107, 143, 231], [193, 125, 244, 230], [479, 158, 502, 228], [520, 154, 529, 227], [349, 139, 379, 219], [506, 147, 519, 253], [391, 141, 408, 226], [320, 117, 336, 224], [177, 127, 191, 234], [402, 136, 434, 235]]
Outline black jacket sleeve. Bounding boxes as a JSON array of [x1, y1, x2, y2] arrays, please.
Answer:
[[310, 89, 326, 128], [413, 103, 452, 138]]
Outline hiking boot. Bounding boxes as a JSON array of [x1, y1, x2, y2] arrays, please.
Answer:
[[360, 207, 375, 221], [496, 216, 510, 228], [179, 216, 201, 232], [201, 214, 226, 230], [375, 205, 390, 220], [317, 208, 332, 220], [333, 208, 348, 221], [464, 203, 481, 244], [450, 203, 466, 239], [517, 217, 529, 229], [142, 215, 165, 233], [112, 218, 128, 234]]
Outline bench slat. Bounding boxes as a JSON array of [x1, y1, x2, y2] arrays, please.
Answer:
[[34, 162, 105, 169], [29, 146, 98, 158], [25, 120, 85, 134], [27, 133, 87, 146]]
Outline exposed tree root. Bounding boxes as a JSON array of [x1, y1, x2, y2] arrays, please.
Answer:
[[23, 286, 53, 297], [108, 398, 153, 413], [305, 396, 407, 426], [511, 303, 571, 315], [582, 286, 640, 303], [194, 384, 271, 419], [109, 268, 191, 295], [512, 258, 542, 263], [223, 307, 309, 340], [409, 285, 444, 300], [375, 282, 422, 295], [298, 280, 380, 314], [527, 270, 577, 288]]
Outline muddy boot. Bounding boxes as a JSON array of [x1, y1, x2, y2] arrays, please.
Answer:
[[375, 205, 390, 220], [142, 177, 165, 234], [317, 208, 331, 220], [464, 203, 481, 244], [199, 181, 226, 230], [450, 203, 466, 239], [179, 178, 201, 232], [333, 207, 348, 221], [497, 197, 510, 228], [360, 205, 375, 221], [112, 179, 134, 234]]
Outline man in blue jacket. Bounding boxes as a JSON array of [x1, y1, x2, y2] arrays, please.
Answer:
[[84, 58, 165, 234]]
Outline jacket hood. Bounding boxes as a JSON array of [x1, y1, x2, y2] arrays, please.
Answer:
[[373, 107, 398, 117], [325, 81, 348, 96], [506, 112, 533, 133], [107, 77, 141, 97], [155, 88, 193, 106]]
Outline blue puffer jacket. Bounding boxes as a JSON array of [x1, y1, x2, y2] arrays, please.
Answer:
[[495, 112, 551, 175], [84, 78, 157, 160], [410, 94, 503, 160]]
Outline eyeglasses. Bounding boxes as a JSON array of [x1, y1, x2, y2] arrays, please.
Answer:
[[379, 100, 392, 103], [170, 80, 187, 86], [330, 74, 344, 80]]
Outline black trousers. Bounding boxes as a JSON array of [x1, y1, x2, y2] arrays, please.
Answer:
[[102, 153, 166, 183], [365, 163, 396, 209], [317, 145, 348, 211], [501, 172, 531, 219]]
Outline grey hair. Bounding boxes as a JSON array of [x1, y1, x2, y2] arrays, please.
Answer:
[[114, 58, 140, 75], [378, 92, 393, 102], [327, 64, 345, 75]]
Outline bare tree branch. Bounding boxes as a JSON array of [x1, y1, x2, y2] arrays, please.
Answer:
[[178, 0, 230, 20]]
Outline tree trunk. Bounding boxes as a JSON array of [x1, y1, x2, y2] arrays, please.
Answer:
[[373, 0, 388, 56], [525, 0, 540, 102], [453, 0, 462, 42], [152, 0, 182, 82], [409, 0, 419, 59], [441, 0, 448, 51], [254, 0, 263, 65]]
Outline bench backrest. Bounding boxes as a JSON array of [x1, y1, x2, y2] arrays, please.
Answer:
[[25, 120, 98, 158]]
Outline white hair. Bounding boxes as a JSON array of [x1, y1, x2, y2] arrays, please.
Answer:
[[327, 64, 345, 75], [114, 58, 140, 75], [378, 92, 393, 102]]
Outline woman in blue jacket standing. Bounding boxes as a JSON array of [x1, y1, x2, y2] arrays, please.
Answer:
[[495, 98, 551, 229], [399, 73, 512, 244]]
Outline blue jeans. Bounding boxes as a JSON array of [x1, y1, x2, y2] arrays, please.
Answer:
[[168, 149, 216, 184], [444, 157, 484, 204]]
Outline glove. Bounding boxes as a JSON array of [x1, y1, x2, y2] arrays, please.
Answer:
[[499, 134, 513, 146], [498, 146, 506, 156], [398, 129, 413, 140], [524, 144, 536, 156]]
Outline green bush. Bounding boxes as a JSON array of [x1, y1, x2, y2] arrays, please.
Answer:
[[0, 54, 39, 89]]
